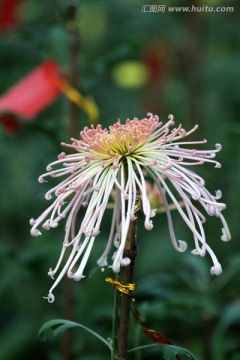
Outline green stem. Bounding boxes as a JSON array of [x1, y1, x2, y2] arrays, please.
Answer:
[[117, 218, 138, 360], [61, 3, 79, 360], [111, 276, 120, 360], [68, 0, 80, 138]]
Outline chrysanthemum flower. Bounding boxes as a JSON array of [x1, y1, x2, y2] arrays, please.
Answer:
[[30, 113, 231, 302]]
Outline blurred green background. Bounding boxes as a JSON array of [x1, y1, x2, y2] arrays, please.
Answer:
[[0, 0, 239, 359]]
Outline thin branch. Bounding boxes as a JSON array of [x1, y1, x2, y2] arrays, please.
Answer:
[[117, 218, 138, 360]]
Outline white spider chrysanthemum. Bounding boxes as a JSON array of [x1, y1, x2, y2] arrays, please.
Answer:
[[30, 113, 231, 302]]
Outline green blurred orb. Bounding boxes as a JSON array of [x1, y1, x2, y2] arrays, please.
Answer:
[[111, 61, 148, 89]]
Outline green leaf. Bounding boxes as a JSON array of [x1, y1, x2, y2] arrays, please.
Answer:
[[38, 319, 111, 351], [212, 255, 240, 293], [128, 343, 165, 356], [163, 344, 197, 360], [213, 302, 240, 343], [88, 266, 101, 278], [129, 343, 197, 360]]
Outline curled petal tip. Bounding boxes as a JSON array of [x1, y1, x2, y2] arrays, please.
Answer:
[[92, 229, 100, 237], [97, 257, 108, 267], [50, 222, 59, 229], [58, 152, 66, 160], [30, 228, 42, 237], [43, 293, 55, 303], [191, 248, 205, 257], [221, 228, 231, 242], [178, 240, 187, 252], [144, 220, 153, 231], [191, 249, 198, 255], [83, 230, 91, 237], [48, 269, 55, 279], [192, 193, 201, 201], [215, 190, 222, 199], [45, 193, 52, 200], [29, 218, 35, 225], [111, 263, 121, 273], [207, 205, 216, 216], [150, 209, 156, 217], [38, 176, 46, 183], [73, 274, 85, 281], [221, 203, 226, 210], [42, 222, 50, 230], [210, 263, 222, 276], [120, 257, 131, 266], [67, 271, 74, 279]]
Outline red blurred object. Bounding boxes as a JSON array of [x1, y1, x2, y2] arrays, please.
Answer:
[[0, 0, 21, 31], [145, 50, 165, 81], [0, 60, 62, 132], [132, 301, 173, 344], [0, 114, 21, 134], [141, 327, 172, 344]]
